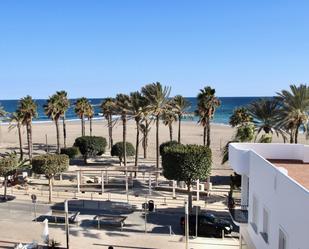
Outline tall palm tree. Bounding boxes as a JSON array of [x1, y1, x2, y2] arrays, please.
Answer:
[[0, 105, 7, 145], [141, 82, 171, 174], [173, 95, 191, 143], [115, 94, 132, 167], [247, 98, 286, 141], [139, 120, 151, 158], [162, 105, 178, 142], [44, 94, 62, 153], [9, 111, 24, 160], [56, 91, 70, 148], [276, 84, 309, 144], [101, 98, 115, 150], [229, 107, 253, 128], [75, 97, 89, 136], [85, 102, 94, 136], [196, 86, 221, 146], [18, 96, 37, 161], [129, 91, 145, 172]]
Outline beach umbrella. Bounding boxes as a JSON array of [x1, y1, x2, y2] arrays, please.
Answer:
[[42, 218, 49, 243]]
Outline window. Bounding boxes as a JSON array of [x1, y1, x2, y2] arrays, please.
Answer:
[[261, 208, 269, 243], [251, 195, 258, 233], [279, 228, 287, 249]]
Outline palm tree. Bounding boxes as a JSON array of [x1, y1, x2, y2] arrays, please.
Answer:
[[115, 94, 132, 167], [229, 107, 253, 127], [85, 102, 94, 136], [162, 105, 178, 142], [141, 82, 171, 174], [0, 105, 7, 145], [18, 96, 37, 161], [276, 84, 309, 144], [196, 86, 221, 146], [173, 95, 190, 143], [44, 94, 62, 153], [101, 98, 115, 150], [9, 112, 24, 160], [139, 121, 151, 158], [247, 98, 286, 141], [129, 91, 145, 172], [75, 97, 89, 136], [56, 91, 70, 148]]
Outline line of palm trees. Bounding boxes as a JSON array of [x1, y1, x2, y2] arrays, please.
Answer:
[[231, 84, 309, 144], [2, 83, 220, 178]]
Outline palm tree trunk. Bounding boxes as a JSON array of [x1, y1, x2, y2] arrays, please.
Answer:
[[17, 123, 23, 160], [206, 118, 211, 147], [48, 177, 53, 203], [90, 117, 93, 137], [81, 115, 85, 136], [27, 122, 33, 161], [123, 116, 127, 167], [62, 115, 67, 149], [144, 120, 149, 159], [156, 115, 160, 185], [55, 119, 60, 154], [203, 126, 206, 146], [295, 123, 301, 144], [169, 123, 173, 142], [290, 130, 294, 144], [178, 115, 181, 143], [109, 114, 114, 150], [134, 120, 140, 177]]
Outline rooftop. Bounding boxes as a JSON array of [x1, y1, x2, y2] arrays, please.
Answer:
[[268, 159, 309, 191]]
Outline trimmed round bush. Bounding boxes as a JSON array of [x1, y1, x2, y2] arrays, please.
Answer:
[[159, 140, 180, 156], [111, 142, 135, 165], [74, 136, 107, 163], [32, 154, 69, 177], [60, 147, 80, 159]]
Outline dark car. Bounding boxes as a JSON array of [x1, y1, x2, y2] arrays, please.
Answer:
[[180, 213, 233, 237]]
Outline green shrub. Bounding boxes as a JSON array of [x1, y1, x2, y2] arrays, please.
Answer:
[[159, 140, 180, 156], [60, 147, 80, 159], [111, 142, 135, 165], [32, 154, 69, 203], [162, 144, 212, 211], [32, 154, 69, 177], [74, 136, 107, 163]]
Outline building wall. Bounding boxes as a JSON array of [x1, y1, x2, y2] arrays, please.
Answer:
[[230, 143, 309, 249]]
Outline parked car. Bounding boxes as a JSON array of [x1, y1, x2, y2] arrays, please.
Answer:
[[180, 213, 233, 237]]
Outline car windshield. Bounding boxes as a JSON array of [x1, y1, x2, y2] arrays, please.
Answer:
[[205, 214, 218, 223]]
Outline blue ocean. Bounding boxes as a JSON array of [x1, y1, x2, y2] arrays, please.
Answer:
[[0, 97, 265, 125]]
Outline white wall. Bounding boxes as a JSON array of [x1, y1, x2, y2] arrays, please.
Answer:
[[229, 144, 309, 249]]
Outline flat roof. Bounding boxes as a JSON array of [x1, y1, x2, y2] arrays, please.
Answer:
[[268, 159, 309, 190]]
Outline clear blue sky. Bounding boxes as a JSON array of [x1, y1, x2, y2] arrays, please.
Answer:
[[0, 0, 308, 99]]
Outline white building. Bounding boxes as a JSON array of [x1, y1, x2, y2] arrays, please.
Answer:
[[229, 143, 309, 249]]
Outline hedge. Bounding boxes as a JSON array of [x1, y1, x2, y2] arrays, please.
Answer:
[[60, 147, 80, 159], [162, 144, 212, 183], [159, 140, 180, 156], [111, 142, 135, 165], [32, 154, 69, 177], [74, 136, 107, 163]]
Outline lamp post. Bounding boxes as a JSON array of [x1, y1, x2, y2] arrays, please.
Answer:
[[64, 200, 69, 249], [185, 201, 189, 249]]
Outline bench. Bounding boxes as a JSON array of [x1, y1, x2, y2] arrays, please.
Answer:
[[93, 214, 127, 230]]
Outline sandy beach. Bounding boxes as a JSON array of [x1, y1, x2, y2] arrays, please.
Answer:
[[0, 119, 307, 175]]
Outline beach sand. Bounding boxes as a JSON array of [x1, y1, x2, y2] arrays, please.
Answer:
[[0, 119, 306, 177]]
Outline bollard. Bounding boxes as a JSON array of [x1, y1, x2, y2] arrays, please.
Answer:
[[108, 193, 111, 201], [169, 225, 172, 236], [164, 197, 167, 205], [222, 229, 225, 239], [74, 191, 77, 199], [91, 193, 93, 200]]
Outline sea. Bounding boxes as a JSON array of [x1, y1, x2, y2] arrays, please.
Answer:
[[0, 97, 267, 125]]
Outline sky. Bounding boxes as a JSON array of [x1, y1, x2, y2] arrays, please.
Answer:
[[0, 0, 309, 99]]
